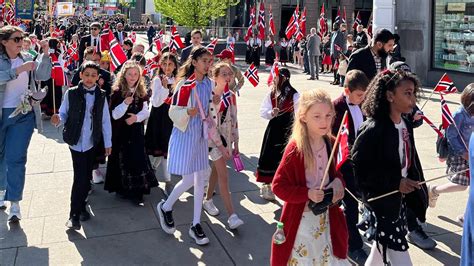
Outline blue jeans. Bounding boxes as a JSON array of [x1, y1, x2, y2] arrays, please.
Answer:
[[0, 108, 35, 201]]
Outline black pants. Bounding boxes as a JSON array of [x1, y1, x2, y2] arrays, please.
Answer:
[[341, 163, 363, 251], [406, 206, 423, 232], [69, 148, 95, 218]]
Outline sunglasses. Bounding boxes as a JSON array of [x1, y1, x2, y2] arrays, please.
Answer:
[[9, 36, 24, 43]]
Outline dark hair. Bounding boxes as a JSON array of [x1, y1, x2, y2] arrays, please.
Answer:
[[373, 29, 395, 44], [158, 52, 178, 77], [362, 70, 421, 119], [123, 39, 133, 47], [0, 26, 24, 55], [131, 52, 146, 66], [333, 23, 340, 31], [276, 68, 292, 93], [81, 61, 100, 75], [344, 70, 369, 92], [461, 83, 474, 115], [176, 47, 211, 82], [190, 29, 202, 38], [48, 38, 61, 56]]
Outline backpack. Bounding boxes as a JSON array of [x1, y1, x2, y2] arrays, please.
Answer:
[[436, 125, 449, 160]]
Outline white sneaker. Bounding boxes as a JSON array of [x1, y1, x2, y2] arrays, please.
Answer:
[[92, 169, 104, 184], [228, 213, 244, 229], [0, 190, 6, 210], [203, 199, 220, 216], [260, 184, 275, 201], [8, 201, 21, 222], [428, 184, 439, 208]]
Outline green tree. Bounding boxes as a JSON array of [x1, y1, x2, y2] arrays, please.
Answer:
[[154, 0, 239, 27]]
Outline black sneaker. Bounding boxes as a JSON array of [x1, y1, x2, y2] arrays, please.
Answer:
[[157, 200, 175, 234], [80, 210, 91, 221], [189, 223, 210, 245], [407, 227, 437, 250], [66, 217, 81, 230], [348, 248, 368, 265]]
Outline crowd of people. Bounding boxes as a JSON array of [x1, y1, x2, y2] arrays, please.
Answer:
[[0, 13, 473, 266]]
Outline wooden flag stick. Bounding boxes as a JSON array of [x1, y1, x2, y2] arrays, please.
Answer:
[[319, 111, 348, 190], [367, 169, 469, 202], [420, 89, 436, 110]]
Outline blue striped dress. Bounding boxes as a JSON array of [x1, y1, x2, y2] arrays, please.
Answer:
[[167, 77, 212, 175]]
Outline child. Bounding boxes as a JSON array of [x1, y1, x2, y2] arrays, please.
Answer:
[[145, 52, 178, 196], [322, 36, 332, 74], [203, 62, 244, 229], [271, 89, 348, 265], [256, 68, 299, 201], [337, 54, 348, 87], [104, 61, 157, 206], [279, 37, 288, 66], [51, 61, 112, 230], [428, 83, 474, 224], [461, 132, 474, 265], [157, 47, 223, 245], [331, 69, 369, 264], [352, 70, 428, 265]]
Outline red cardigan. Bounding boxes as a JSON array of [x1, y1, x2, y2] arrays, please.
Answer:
[[270, 139, 349, 266]]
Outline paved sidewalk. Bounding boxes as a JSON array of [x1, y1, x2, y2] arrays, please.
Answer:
[[0, 61, 467, 265]]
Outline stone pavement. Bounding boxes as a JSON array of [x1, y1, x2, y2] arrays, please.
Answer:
[[0, 56, 468, 264]]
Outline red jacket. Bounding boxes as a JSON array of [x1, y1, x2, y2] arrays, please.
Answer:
[[271, 138, 349, 266]]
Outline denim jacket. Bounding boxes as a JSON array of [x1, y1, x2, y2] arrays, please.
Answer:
[[447, 106, 474, 155]]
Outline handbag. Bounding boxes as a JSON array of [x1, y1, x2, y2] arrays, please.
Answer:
[[307, 188, 334, 216], [232, 153, 244, 172]]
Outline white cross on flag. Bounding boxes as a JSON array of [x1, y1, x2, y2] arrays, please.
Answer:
[[108, 31, 128, 72], [244, 63, 259, 87]]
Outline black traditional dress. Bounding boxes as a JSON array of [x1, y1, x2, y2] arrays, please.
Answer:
[[104, 91, 157, 200], [265, 40, 275, 66], [256, 84, 298, 184]]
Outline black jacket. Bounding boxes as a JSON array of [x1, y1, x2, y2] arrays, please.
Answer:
[[78, 34, 102, 65], [62, 83, 106, 147], [347, 45, 387, 81], [351, 116, 428, 222]]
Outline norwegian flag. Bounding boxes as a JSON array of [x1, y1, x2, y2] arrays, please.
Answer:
[[285, 5, 299, 40], [143, 58, 159, 78], [51, 54, 66, 87], [171, 73, 196, 106], [170, 25, 185, 52], [367, 13, 373, 37], [318, 3, 327, 38], [108, 31, 128, 72], [219, 83, 232, 112], [258, 2, 265, 40], [100, 24, 111, 52], [129, 31, 137, 43], [336, 114, 350, 170], [334, 6, 341, 25], [206, 38, 218, 54], [5, 4, 15, 25], [153, 30, 164, 52], [244, 63, 259, 87], [51, 27, 64, 38], [269, 5, 276, 36], [267, 62, 279, 86], [353, 11, 362, 30], [334, 43, 342, 52], [342, 7, 347, 24], [434, 73, 458, 94], [422, 115, 444, 138], [298, 7, 306, 39], [440, 94, 455, 130], [228, 42, 235, 54], [67, 43, 79, 61], [245, 6, 256, 42]]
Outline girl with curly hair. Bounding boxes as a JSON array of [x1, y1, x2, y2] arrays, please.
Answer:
[[104, 61, 157, 206], [352, 69, 428, 265]]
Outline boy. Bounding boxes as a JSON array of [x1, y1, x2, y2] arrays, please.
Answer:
[[51, 61, 112, 230], [331, 69, 369, 265]]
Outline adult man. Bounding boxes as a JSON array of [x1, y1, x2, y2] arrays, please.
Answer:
[[307, 27, 321, 80], [354, 25, 368, 49], [180, 29, 202, 64], [146, 22, 156, 47], [114, 23, 128, 45], [347, 28, 395, 81], [330, 23, 346, 85], [78, 22, 102, 65]]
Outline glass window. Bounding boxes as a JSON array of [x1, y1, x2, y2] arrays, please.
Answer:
[[433, 0, 474, 74]]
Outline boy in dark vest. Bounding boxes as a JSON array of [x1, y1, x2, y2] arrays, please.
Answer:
[[51, 61, 112, 230]]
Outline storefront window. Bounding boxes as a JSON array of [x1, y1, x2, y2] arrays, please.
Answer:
[[433, 1, 474, 74]]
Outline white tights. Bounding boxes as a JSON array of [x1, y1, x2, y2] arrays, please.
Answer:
[[162, 168, 209, 226], [365, 242, 412, 266], [149, 156, 171, 182]]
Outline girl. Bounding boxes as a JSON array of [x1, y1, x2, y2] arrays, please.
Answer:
[[104, 61, 157, 206], [428, 83, 474, 224], [145, 52, 178, 196], [256, 68, 299, 201], [157, 47, 224, 245], [249, 32, 261, 68], [40, 38, 64, 118], [279, 37, 288, 66], [265, 35, 275, 67], [271, 89, 348, 265], [203, 62, 244, 229], [352, 70, 428, 265], [322, 36, 332, 74], [337, 53, 348, 87]]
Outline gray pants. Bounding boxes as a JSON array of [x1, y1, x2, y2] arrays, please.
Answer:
[[309, 55, 320, 79]]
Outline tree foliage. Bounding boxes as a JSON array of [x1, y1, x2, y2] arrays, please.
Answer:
[[154, 0, 239, 27]]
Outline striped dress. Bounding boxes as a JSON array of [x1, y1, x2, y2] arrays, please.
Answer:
[[167, 77, 212, 175]]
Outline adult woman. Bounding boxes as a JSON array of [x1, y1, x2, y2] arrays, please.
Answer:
[[0, 26, 52, 221]]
